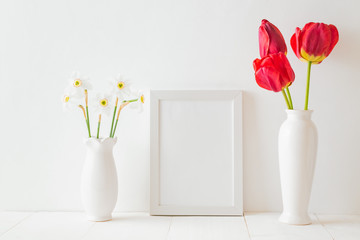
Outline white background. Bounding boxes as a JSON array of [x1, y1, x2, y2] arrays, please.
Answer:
[[0, 0, 359, 213]]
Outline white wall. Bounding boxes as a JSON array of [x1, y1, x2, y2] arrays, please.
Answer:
[[0, 0, 359, 213]]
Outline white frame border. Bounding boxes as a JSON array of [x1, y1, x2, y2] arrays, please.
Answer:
[[150, 90, 243, 216]]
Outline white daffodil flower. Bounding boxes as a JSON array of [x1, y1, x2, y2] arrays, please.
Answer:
[[91, 93, 114, 116], [109, 74, 131, 99], [62, 89, 79, 112], [67, 71, 92, 99], [129, 92, 145, 113]]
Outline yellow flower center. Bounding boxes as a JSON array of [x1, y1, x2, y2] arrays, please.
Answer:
[[73, 79, 82, 88], [140, 95, 145, 103], [63, 95, 70, 103], [100, 98, 108, 107], [117, 81, 125, 89]]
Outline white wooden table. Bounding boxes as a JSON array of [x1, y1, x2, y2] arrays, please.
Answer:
[[0, 212, 359, 240]]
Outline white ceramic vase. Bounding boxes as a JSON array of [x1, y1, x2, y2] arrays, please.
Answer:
[[278, 110, 318, 225], [81, 137, 118, 221]]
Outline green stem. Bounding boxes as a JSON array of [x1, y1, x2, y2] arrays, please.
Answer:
[[97, 115, 101, 139], [286, 87, 293, 109], [85, 106, 91, 138], [112, 119, 119, 138], [304, 61, 312, 110], [111, 101, 130, 137], [110, 105, 117, 137], [83, 118, 89, 136], [123, 98, 139, 103], [78, 105, 88, 137], [281, 89, 291, 109]]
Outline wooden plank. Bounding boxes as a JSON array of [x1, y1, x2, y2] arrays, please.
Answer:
[[0, 212, 31, 237], [83, 213, 171, 240], [4, 212, 360, 240], [317, 214, 360, 240], [167, 216, 249, 240], [245, 212, 332, 240], [0, 212, 94, 240]]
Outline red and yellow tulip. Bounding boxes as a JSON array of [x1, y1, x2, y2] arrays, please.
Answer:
[[253, 52, 295, 109], [259, 19, 287, 58], [290, 22, 339, 64], [253, 53, 295, 92], [290, 22, 339, 109]]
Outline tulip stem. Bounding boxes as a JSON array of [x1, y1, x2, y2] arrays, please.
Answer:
[[286, 87, 293, 109], [281, 89, 291, 109], [304, 61, 312, 110]]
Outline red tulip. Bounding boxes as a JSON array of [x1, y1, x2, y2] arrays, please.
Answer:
[[290, 22, 339, 64], [259, 19, 287, 58], [253, 53, 295, 92]]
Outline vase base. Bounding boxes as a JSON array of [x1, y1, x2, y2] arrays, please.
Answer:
[[86, 215, 112, 222], [279, 212, 311, 225]]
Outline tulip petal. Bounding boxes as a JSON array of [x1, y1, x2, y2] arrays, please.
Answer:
[[328, 24, 339, 56], [278, 53, 295, 84], [300, 49, 326, 64], [290, 27, 303, 60], [255, 66, 282, 92], [253, 58, 262, 72], [291, 22, 339, 64], [259, 19, 287, 58], [259, 25, 270, 58], [302, 23, 331, 60], [253, 53, 295, 93]]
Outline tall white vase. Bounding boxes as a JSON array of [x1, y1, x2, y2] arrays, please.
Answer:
[[81, 137, 118, 221], [278, 110, 318, 225]]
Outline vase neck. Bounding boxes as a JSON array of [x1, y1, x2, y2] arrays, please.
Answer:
[[84, 137, 117, 150], [286, 110, 313, 120]]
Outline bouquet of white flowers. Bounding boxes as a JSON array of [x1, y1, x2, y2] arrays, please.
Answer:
[[62, 71, 144, 138]]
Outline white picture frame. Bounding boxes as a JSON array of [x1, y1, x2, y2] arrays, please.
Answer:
[[150, 90, 243, 215]]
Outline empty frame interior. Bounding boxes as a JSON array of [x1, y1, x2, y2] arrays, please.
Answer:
[[150, 90, 242, 215]]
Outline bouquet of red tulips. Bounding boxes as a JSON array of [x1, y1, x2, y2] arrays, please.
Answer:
[[253, 20, 339, 110]]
